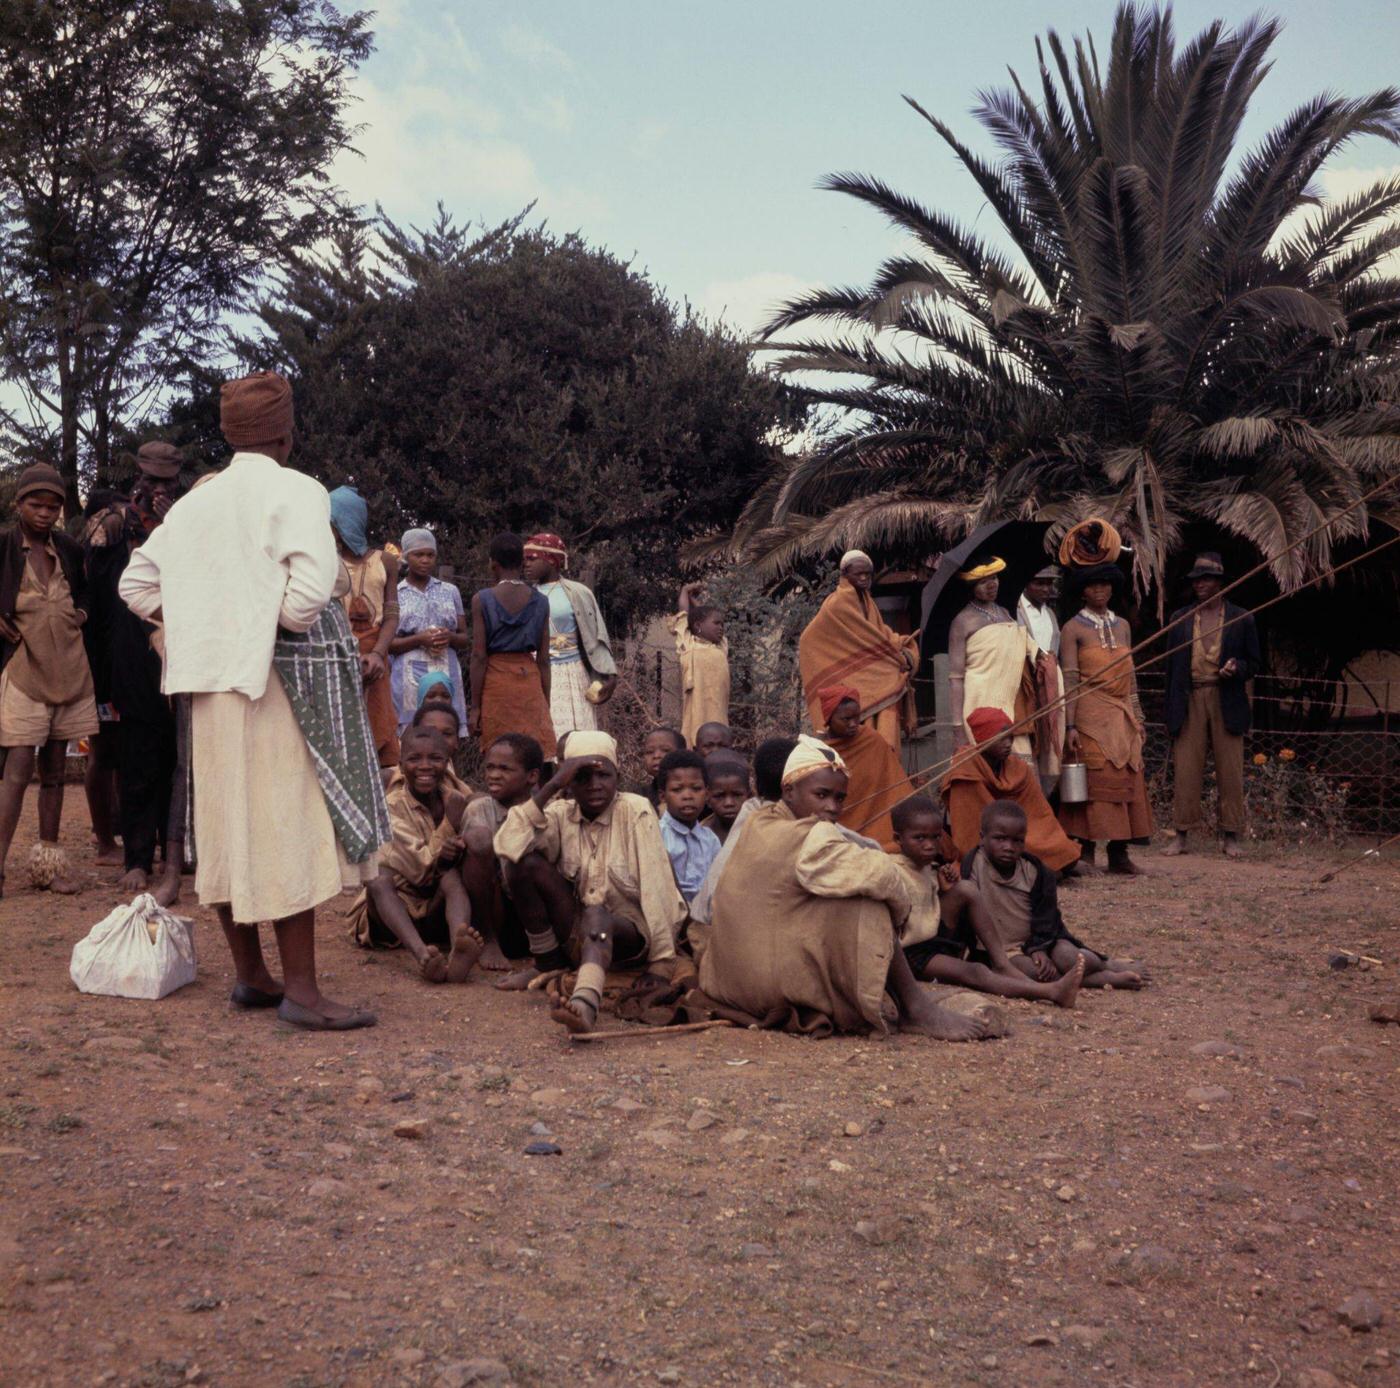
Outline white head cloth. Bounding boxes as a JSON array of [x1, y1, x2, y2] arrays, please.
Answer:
[[781, 733, 848, 789], [839, 549, 873, 571], [563, 730, 618, 766]]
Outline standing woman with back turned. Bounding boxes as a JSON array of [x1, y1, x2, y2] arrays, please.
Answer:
[[470, 533, 557, 762]]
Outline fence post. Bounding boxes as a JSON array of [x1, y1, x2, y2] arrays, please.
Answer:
[[1382, 681, 1391, 834]]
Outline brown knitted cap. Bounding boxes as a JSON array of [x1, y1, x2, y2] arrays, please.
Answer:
[[219, 372, 294, 448], [14, 463, 66, 503], [136, 440, 184, 479]]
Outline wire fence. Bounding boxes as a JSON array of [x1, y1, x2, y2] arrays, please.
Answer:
[[610, 632, 1399, 841]]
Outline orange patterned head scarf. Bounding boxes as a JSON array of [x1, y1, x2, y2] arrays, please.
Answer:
[[1058, 518, 1122, 568], [818, 684, 861, 724]]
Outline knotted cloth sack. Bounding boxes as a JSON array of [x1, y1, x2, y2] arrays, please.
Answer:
[[70, 894, 197, 1000]]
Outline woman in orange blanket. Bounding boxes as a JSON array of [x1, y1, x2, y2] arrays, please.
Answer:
[[941, 707, 1080, 872], [799, 551, 918, 751], [1058, 564, 1153, 874], [818, 684, 911, 849]]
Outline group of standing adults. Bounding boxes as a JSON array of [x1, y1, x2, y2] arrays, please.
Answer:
[[797, 524, 1261, 867]]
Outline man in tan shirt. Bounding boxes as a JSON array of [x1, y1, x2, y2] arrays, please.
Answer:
[[0, 465, 98, 895], [494, 730, 686, 1033]]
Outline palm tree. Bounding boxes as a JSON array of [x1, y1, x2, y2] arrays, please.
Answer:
[[736, 3, 1400, 604]]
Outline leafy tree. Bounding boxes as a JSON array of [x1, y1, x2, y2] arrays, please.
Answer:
[[739, 3, 1400, 606], [169, 209, 804, 633], [0, 0, 372, 511]]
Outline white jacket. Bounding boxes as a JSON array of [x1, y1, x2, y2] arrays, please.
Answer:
[[119, 452, 338, 699]]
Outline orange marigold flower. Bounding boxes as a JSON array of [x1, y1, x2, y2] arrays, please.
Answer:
[[1278, 748, 1296, 762], [1252, 753, 1269, 766]]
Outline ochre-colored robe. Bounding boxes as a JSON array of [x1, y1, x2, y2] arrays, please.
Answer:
[[941, 748, 1081, 872]]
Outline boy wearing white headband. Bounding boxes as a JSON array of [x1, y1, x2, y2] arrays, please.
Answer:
[[697, 737, 990, 1041], [494, 729, 687, 1031]]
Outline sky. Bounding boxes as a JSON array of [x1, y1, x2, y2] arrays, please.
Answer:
[[339, 0, 1400, 338]]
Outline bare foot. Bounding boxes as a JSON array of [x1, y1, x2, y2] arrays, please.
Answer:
[[1162, 836, 1187, 857], [1051, 954, 1086, 1008], [119, 867, 149, 895], [152, 867, 182, 908], [900, 988, 990, 1042], [446, 922, 484, 983], [418, 946, 448, 984], [495, 965, 541, 991], [1222, 836, 1243, 859], [93, 843, 124, 866], [1094, 968, 1145, 990], [478, 938, 513, 971], [1066, 857, 1101, 877], [550, 996, 597, 1034]]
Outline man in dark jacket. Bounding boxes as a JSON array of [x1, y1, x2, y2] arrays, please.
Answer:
[[1162, 553, 1261, 859], [0, 464, 97, 895]]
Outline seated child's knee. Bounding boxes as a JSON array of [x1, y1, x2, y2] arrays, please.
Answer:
[[463, 825, 495, 858], [579, 905, 612, 943]]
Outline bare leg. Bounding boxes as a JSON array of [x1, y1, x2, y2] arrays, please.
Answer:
[[886, 939, 990, 1041], [1162, 831, 1187, 857], [365, 875, 447, 981], [1051, 939, 1146, 989], [1221, 831, 1243, 859], [549, 905, 639, 1035], [0, 743, 36, 895], [925, 953, 1084, 1008], [461, 827, 511, 970], [940, 880, 1020, 977], [215, 905, 281, 995], [272, 909, 375, 1025], [441, 867, 483, 983], [498, 850, 574, 989], [85, 734, 122, 863], [36, 739, 80, 893], [152, 853, 182, 908]]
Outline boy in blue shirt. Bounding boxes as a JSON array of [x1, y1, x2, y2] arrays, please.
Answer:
[[657, 749, 721, 903]]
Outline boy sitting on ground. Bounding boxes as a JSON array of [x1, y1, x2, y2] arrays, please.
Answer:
[[410, 701, 471, 793], [495, 730, 687, 1031], [348, 726, 484, 982], [694, 721, 734, 759], [700, 753, 749, 844], [449, 732, 541, 975], [657, 749, 722, 903], [964, 800, 1148, 989], [891, 796, 1082, 1007]]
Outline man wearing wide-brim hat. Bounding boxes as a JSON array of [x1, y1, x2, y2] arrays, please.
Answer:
[[1161, 552, 1261, 859]]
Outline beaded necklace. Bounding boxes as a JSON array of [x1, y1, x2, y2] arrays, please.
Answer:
[[1075, 608, 1120, 650]]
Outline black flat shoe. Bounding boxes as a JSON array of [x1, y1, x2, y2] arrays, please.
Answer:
[[276, 998, 377, 1031], [230, 983, 284, 1009]]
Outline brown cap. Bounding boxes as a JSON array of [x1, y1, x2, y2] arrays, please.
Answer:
[[219, 371, 294, 448], [14, 463, 66, 504], [136, 440, 184, 480]]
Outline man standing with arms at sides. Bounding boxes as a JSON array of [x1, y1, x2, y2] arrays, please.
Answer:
[[120, 372, 376, 1030], [1162, 553, 1260, 860]]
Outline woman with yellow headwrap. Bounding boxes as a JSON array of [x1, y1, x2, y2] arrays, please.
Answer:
[[946, 555, 1042, 762]]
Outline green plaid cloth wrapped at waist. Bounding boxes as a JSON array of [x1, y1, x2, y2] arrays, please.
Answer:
[[273, 602, 391, 864]]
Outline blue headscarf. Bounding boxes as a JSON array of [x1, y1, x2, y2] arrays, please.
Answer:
[[328, 486, 369, 557], [416, 670, 454, 707]]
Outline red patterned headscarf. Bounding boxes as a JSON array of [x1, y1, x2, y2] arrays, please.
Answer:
[[524, 532, 568, 569], [818, 684, 861, 725]]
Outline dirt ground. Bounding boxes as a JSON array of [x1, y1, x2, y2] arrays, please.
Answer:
[[1, 801, 1396, 1388]]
